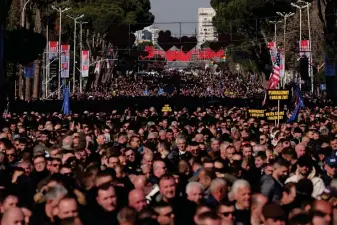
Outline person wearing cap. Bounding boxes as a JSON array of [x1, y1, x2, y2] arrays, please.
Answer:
[[262, 203, 286, 225], [285, 155, 325, 199], [322, 156, 337, 186]]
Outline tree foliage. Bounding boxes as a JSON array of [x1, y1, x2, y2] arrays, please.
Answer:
[[210, 0, 298, 77]]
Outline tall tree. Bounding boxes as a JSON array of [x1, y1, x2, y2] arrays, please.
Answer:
[[211, 0, 296, 77], [55, 0, 154, 89], [317, 0, 337, 98]]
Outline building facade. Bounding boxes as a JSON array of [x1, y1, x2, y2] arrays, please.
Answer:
[[197, 8, 217, 48], [135, 25, 160, 45]]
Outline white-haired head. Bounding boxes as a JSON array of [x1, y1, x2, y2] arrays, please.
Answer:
[[186, 182, 204, 194], [209, 178, 227, 194], [230, 179, 250, 200]]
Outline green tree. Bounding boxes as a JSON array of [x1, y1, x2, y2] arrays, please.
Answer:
[[211, 0, 296, 78], [54, 0, 154, 89], [317, 0, 337, 98]]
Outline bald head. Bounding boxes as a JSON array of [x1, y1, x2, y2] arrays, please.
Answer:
[[128, 189, 147, 212], [133, 175, 147, 190], [1, 207, 24, 225]]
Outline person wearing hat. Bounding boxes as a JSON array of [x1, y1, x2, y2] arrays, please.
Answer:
[[285, 155, 325, 199], [262, 203, 286, 225], [322, 156, 337, 186]]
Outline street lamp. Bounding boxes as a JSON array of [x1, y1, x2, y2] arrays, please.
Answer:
[[269, 20, 283, 42], [276, 12, 294, 52], [78, 21, 88, 93], [67, 14, 84, 93], [51, 5, 71, 99], [291, 2, 307, 41], [21, 0, 31, 27], [292, 0, 313, 93]]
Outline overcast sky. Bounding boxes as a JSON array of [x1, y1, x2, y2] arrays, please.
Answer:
[[149, 0, 211, 36]]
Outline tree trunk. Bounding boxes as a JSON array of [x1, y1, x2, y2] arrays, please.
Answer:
[[32, 6, 42, 99], [25, 78, 31, 100], [18, 65, 23, 99]]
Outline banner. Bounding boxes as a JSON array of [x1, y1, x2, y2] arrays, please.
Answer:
[[279, 51, 285, 77], [61, 45, 70, 78], [94, 62, 100, 74], [299, 40, 310, 58], [267, 43, 281, 90], [24, 63, 34, 78], [81, 50, 89, 78], [48, 41, 58, 60], [265, 111, 286, 121], [268, 90, 290, 100], [248, 109, 265, 118], [299, 40, 311, 78]]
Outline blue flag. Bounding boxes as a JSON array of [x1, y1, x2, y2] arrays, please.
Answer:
[[24, 63, 34, 78], [288, 85, 304, 123], [144, 89, 149, 96], [62, 87, 70, 115], [158, 88, 164, 96]]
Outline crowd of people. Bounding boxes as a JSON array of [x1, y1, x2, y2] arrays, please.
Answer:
[[0, 105, 336, 225], [72, 70, 264, 100]]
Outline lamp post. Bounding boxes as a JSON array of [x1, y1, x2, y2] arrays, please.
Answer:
[[21, 0, 31, 27], [291, 2, 307, 41], [276, 12, 295, 51], [298, 0, 313, 94], [67, 14, 84, 93], [269, 20, 283, 42], [78, 21, 88, 93], [51, 5, 71, 99]]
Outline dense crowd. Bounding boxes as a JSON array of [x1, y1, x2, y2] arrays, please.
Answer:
[[0, 105, 336, 225], [72, 71, 264, 100]]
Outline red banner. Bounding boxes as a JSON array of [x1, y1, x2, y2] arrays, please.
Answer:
[[61, 45, 70, 78], [81, 50, 89, 78], [48, 41, 58, 60]]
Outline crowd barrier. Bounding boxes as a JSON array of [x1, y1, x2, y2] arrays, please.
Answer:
[[7, 97, 265, 113]]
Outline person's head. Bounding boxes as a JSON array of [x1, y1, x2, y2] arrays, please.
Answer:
[[50, 158, 62, 174], [176, 137, 186, 152], [56, 195, 79, 219], [124, 149, 136, 163], [142, 153, 154, 168], [230, 179, 251, 210], [129, 136, 141, 149], [194, 204, 211, 225], [297, 155, 313, 177], [107, 155, 120, 169], [272, 158, 290, 182], [153, 203, 174, 225], [0, 192, 19, 213], [217, 202, 235, 223], [153, 160, 167, 178], [262, 203, 286, 225], [312, 200, 332, 224], [45, 184, 68, 218], [18, 161, 32, 176], [242, 144, 252, 157], [128, 189, 147, 212], [95, 183, 117, 212], [6, 147, 17, 163], [117, 207, 138, 225], [199, 169, 214, 189], [254, 151, 267, 169], [33, 155, 47, 172], [209, 178, 227, 202], [324, 156, 337, 177], [159, 175, 176, 202], [288, 213, 312, 225], [97, 134, 106, 145], [95, 170, 114, 187], [281, 182, 296, 205], [186, 182, 204, 204], [1, 207, 24, 225], [295, 144, 306, 158], [197, 211, 221, 225]]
